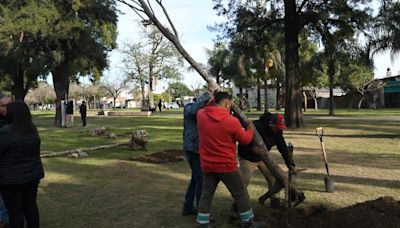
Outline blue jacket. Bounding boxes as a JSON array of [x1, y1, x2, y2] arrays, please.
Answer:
[[183, 92, 212, 152]]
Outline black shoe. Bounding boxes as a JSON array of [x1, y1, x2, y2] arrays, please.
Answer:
[[182, 207, 197, 216]]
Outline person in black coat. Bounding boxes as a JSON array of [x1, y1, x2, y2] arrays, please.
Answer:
[[0, 101, 44, 228], [231, 113, 296, 214], [79, 101, 87, 127]]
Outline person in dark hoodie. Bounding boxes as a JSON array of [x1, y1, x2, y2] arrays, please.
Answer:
[[196, 92, 262, 228], [79, 101, 87, 127], [182, 93, 212, 216], [0, 93, 10, 227], [232, 113, 296, 212], [0, 101, 45, 228]]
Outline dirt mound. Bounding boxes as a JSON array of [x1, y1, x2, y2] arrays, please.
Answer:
[[130, 149, 185, 163], [263, 197, 400, 228]]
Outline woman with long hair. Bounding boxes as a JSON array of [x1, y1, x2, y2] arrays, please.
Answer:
[[0, 101, 44, 228]]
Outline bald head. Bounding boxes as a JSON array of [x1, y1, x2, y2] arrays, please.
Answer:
[[0, 94, 11, 116]]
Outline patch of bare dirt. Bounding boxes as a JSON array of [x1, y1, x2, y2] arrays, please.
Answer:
[[130, 149, 185, 163], [262, 196, 400, 228]]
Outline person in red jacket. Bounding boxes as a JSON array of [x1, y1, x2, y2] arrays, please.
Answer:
[[196, 92, 257, 228]]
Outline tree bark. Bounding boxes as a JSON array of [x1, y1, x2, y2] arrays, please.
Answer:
[[284, 0, 304, 128], [264, 77, 269, 113], [276, 78, 281, 111], [328, 59, 335, 116], [257, 77, 262, 111], [52, 62, 70, 127], [357, 96, 365, 110], [303, 90, 307, 112], [141, 83, 146, 108], [12, 65, 27, 101]]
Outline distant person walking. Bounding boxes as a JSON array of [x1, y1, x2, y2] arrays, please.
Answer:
[[79, 101, 87, 127], [0, 101, 45, 228], [158, 99, 162, 112]]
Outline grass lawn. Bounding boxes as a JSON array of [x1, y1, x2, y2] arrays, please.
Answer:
[[34, 110, 400, 227]]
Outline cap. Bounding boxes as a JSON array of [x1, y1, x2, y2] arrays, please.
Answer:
[[270, 114, 287, 130]]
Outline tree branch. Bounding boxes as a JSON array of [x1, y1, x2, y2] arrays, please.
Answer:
[[155, 0, 179, 39], [297, 0, 308, 13]]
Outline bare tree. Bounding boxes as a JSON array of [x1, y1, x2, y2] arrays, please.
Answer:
[[117, 0, 304, 204], [25, 81, 56, 108], [101, 79, 128, 109]]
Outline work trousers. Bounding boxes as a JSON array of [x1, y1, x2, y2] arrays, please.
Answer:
[[197, 171, 254, 224]]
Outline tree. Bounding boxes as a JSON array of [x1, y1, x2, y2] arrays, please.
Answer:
[[48, 0, 118, 126], [213, 0, 375, 125], [25, 81, 56, 107], [0, 0, 53, 100], [118, 0, 305, 205], [101, 79, 128, 109], [372, 1, 400, 60], [168, 82, 193, 98], [206, 43, 230, 85], [121, 26, 183, 109]]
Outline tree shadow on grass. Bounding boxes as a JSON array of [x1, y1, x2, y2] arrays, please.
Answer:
[[287, 147, 400, 171], [288, 132, 400, 139], [300, 172, 400, 189]]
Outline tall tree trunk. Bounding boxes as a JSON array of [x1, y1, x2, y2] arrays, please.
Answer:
[[148, 68, 154, 109], [328, 59, 335, 116], [284, 0, 303, 128], [52, 62, 70, 126], [141, 83, 146, 108], [257, 77, 262, 111], [357, 95, 365, 110], [264, 77, 269, 113], [113, 97, 116, 109], [313, 96, 318, 110], [12, 66, 26, 101], [276, 78, 281, 110], [303, 90, 307, 112]]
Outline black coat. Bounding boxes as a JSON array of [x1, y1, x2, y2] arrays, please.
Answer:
[[80, 104, 87, 117], [0, 126, 44, 186], [238, 113, 294, 168]]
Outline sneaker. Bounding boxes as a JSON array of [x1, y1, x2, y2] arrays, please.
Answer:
[[182, 207, 197, 216]]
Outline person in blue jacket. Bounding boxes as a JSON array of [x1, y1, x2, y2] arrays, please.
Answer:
[[182, 92, 212, 216]]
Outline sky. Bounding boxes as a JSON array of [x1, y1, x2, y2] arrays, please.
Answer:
[[106, 0, 400, 91]]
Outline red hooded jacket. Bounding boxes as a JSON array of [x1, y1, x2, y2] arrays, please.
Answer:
[[197, 106, 254, 173]]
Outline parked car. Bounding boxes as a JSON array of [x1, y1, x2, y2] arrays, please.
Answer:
[[165, 102, 179, 109]]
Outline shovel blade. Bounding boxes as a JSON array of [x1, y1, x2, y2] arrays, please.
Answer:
[[324, 176, 334, 193]]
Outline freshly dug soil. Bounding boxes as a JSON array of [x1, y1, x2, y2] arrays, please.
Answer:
[[130, 149, 185, 163], [263, 196, 400, 228]]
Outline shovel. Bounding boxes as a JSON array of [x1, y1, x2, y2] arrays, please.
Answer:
[[315, 127, 334, 193]]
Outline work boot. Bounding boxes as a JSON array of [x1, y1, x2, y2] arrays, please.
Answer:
[[182, 207, 197, 216]]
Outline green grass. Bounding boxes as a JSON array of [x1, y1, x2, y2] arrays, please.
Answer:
[[34, 110, 400, 227]]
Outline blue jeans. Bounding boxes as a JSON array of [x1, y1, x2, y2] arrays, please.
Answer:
[[0, 194, 9, 224], [183, 151, 203, 210]]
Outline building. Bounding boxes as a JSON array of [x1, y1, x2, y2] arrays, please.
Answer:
[[365, 73, 400, 108]]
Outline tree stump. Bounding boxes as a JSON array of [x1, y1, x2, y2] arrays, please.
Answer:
[[129, 130, 150, 151]]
